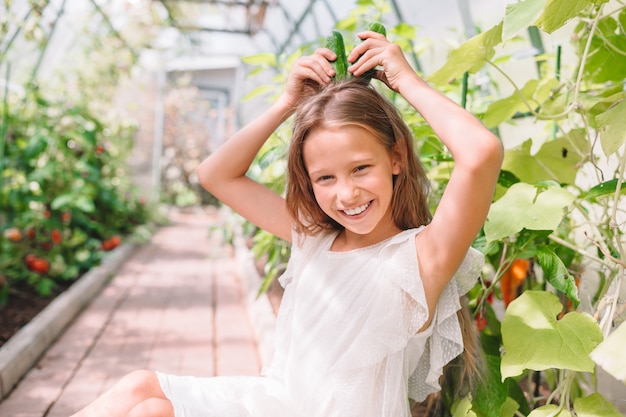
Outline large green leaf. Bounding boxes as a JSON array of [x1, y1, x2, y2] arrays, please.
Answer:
[[482, 78, 559, 127], [574, 393, 624, 417], [590, 321, 626, 383], [501, 130, 589, 185], [578, 16, 626, 83], [595, 100, 626, 157], [484, 182, 575, 242], [534, 246, 579, 307], [501, 291, 603, 380], [502, 0, 546, 40], [482, 80, 538, 128], [535, 0, 607, 33], [427, 23, 503, 85]]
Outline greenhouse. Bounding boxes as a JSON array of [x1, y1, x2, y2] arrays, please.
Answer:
[[1, 0, 625, 416]]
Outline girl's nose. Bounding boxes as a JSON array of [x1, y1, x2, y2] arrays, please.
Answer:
[[337, 179, 359, 203]]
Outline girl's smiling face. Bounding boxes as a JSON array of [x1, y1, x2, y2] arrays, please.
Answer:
[[303, 124, 402, 249]]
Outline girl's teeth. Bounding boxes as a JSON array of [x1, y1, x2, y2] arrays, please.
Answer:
[[344, 202, 369, 216]]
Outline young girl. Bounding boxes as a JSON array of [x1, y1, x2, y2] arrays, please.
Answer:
[[71, 31, 503, 417]]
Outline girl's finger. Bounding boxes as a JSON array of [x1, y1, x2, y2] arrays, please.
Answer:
[[295, 60, 332, 85], [347, 48, 383, 76], [356, 30, 387, 42]]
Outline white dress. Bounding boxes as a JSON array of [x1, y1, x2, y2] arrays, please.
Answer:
[[157, 227, 484, 417]]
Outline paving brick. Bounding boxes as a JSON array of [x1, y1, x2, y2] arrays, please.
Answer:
[[0, 208, 269, 416]]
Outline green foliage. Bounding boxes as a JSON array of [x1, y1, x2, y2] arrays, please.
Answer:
[[501, 291, 602, 379], [0, 3, 153, 301], [237, 0, 626, 415], [0, 88, 150, 298]]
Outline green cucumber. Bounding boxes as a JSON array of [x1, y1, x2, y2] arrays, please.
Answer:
[[325, 30, 349, 81], [357, 22, 387, 82], [366, 22, 387, 37]]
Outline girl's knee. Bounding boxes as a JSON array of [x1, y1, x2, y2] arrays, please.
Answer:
[[116, 370, 165, 399], [128, 397, 175, 417]]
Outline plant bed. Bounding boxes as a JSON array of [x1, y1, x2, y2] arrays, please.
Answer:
[[0, 243, 137, 400], [0, 281, 72, 348]]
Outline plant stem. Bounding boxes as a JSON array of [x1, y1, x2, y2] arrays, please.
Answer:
[[0, 8, 33, 64], [0, 62, 8, 211], [548, 233, 609, 267], [29, 0, 66, 85], [570, 4, 604, 110]]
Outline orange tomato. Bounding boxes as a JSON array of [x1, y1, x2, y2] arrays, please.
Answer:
[[102, 235, 121, 251], [4, 227, 22, 242], [500, 259, 530, 307]]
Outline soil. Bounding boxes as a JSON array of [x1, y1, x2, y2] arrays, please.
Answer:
[[0, 282, 70, 348]]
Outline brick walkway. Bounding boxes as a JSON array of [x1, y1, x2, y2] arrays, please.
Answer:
[[0, 207, 269, 417]]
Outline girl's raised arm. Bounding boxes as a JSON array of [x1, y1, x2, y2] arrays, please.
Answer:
[[197, 49, 337, 242], [349, 32, 504, 296]]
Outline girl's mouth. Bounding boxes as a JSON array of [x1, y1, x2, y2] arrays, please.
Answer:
[[342, 201, 371, 216]]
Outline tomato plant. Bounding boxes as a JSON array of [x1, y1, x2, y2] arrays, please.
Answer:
[[0, 1, 152, 301]]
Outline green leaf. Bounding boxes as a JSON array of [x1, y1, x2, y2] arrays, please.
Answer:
[[24, 134, 48, 158], [501, 291, 603, 380], [584, 178, 626, 199], [500, 397, 520, 417], [390, 22, 415, 39], [528, 404, 572, 417], [451, 395, 476, 417], [241, 85, 276, 102], [574, 393, 624, 417], [577, 17, 626, 83], [497, 170, 520, 189], [241, 52, 277, 66], [595, 100, 626, 157], [472, 354, 511, 417], [501, 130, 589, 185], [534, 246, 579, 307], [535, 0, 607, 34], [503, 0, 546, 40], [484, 182, 575, 242], [75, 195, 95, 213], [482, 80, 539, 128], [427, 23, 503, 85], [590, 321, 626, 383], [51, 193, 75, 210]]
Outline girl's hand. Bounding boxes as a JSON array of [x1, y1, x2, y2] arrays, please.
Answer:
[[347, 31, 419, 93], [280, 48, 337, 108]]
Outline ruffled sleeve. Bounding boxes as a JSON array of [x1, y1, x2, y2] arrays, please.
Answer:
[[277, 229, 310, 288], [408, 246, 485, 402]]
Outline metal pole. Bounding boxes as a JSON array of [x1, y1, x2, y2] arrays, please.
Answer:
[[152, 68, 166, 203]]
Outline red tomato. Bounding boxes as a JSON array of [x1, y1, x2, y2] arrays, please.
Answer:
[[30, 258, 49, 275], [51, 229, 62, 244], [24, 254, 37, 268]]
